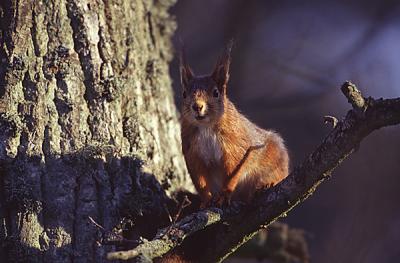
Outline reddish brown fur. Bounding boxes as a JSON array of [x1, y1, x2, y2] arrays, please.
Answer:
[[180, 44, 289, 206]]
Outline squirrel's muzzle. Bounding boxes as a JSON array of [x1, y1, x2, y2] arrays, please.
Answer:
[[192, 103, 203, 112], [191, 101, 207, 118]]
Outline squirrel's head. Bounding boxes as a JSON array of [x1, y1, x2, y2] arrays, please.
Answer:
[[180, 42, 232, 127]]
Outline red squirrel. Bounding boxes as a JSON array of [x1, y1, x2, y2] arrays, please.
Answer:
[[180, 43, 289, 207]]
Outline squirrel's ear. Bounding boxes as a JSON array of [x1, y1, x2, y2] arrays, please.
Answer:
[[212, 40, 233, 90], [179, 45, 194, 88]]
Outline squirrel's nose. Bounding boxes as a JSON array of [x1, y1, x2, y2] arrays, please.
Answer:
[[192, 103, 204, 112]]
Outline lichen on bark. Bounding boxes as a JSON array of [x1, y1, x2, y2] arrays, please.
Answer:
[[0, 0, 191, 262]]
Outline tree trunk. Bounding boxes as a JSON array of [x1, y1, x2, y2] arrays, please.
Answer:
[[0, 0, 191, 262]]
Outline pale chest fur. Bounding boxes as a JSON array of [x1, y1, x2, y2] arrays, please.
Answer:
[[194, 127, 223, 166]]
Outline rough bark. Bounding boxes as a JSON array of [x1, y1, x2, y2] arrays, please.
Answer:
[[0, 0, 192, 262]]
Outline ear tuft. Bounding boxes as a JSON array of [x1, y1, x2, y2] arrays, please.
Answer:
[[212, 40, 233, 89], [179, 42, 194, 88]]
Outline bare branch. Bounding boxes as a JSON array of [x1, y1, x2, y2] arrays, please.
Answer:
[[106, 208, 222, 261], [107, 82, 400, 262], [200, 82, 400, 262], [341, 81, 366, 116]]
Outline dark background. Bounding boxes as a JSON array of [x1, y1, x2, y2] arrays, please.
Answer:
[[170, 0, 400, 262]]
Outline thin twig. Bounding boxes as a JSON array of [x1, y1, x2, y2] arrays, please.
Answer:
[[164, 204, 173, 223], [173, 195, 191, 222], [88, 216, 105, 231], [163, 195, 192, 237], [88, 216, 139, 246], [323, 115, 338, 128]]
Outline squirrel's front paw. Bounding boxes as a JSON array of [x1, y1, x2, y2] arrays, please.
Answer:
[[200, 199, 213, 209], [199, 191, 213, 209], [215, 190, 232, 207]]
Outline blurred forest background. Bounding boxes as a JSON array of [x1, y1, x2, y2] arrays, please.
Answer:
[[170, 0, 400, 262]]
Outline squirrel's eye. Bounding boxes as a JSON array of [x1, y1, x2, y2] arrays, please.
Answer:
[[213, 88, 219, 98], [183, 91, 187, 98]]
